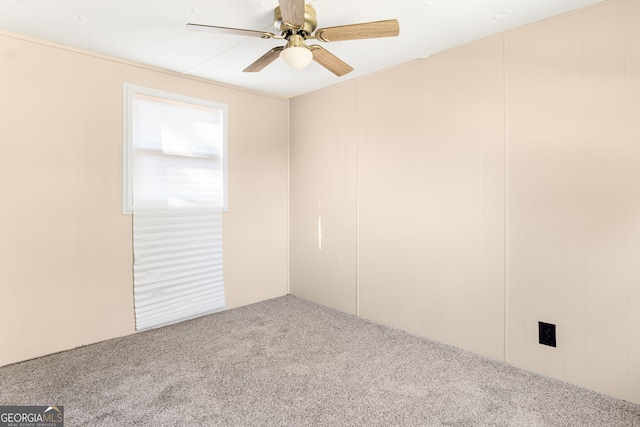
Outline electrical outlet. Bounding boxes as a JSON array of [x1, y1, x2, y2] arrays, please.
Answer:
[[538, 321, 556, 347]]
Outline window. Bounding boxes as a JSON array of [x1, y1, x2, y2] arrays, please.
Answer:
[[123, 84, 228, 330], [123, 84, 228, 213]]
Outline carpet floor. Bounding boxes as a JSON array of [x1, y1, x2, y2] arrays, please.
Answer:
[[1, 295, 639, 426]]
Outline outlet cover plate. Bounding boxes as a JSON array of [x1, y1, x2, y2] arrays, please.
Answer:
[[538, 321, 556, 347]]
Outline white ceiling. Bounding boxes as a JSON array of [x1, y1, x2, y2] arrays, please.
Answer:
[[0, 0, 604, 98]]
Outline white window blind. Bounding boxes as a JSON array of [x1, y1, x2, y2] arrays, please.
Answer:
[[126, 85, 227, 331], [133, 207, 224, 331]]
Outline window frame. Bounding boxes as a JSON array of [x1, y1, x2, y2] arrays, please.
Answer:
[[122, 83, 229, 214]]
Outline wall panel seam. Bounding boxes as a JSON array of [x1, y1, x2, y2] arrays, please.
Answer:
[[503, 33, 510, 364]]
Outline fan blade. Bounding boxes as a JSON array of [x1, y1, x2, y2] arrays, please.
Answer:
[[278, 0, 305, 27], [243, 46, 286, 72], [186, 23, 274, 39], [309, 45, 353, 77], [315, 19, 399, 42]]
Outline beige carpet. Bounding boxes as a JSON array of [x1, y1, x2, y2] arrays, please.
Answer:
[[1, 295, 639, 426]]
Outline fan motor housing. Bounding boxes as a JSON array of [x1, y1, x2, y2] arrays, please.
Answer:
[[273, 5, 317, 35]]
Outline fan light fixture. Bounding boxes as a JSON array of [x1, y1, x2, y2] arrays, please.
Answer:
[[279, 34, 313, 70], [280, 46, 313, 70]]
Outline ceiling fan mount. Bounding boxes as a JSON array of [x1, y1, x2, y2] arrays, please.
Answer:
[[186, 0, 400, 77]]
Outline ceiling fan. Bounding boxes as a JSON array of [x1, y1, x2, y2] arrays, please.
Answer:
[[186, 0, 400, 76]]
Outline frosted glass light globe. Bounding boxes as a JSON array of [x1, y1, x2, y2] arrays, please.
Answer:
[[279, 46, 313, 70]]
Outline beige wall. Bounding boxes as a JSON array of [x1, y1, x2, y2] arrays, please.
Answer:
[[291, 37, 506, 359], [0, 32, 289, 367], [290, 83, 358, 315], [506, 0, 640, 403], [290, 0, 640, 405]]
